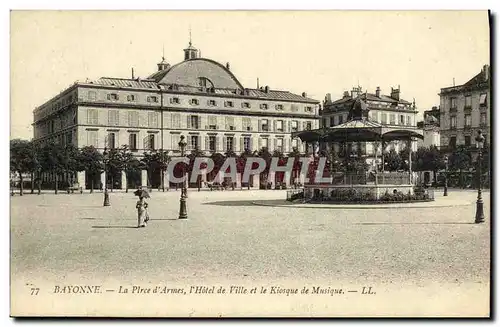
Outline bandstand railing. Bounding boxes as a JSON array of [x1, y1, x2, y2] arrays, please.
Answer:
[[308, 172, 412, 186]]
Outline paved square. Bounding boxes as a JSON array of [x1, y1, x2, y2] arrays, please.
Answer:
[[10, 189, 490, 316]]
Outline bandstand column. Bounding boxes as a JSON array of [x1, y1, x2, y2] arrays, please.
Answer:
[[408, 138, 413, 184]]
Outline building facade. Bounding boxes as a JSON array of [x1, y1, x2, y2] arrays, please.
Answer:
[[32, 42, 320, 189], [439, 65, 490, 149], [416, 106, 440, 148], [321, 86, 420, 162]]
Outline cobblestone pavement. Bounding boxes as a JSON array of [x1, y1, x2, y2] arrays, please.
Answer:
[[10, 189, 490, 316]]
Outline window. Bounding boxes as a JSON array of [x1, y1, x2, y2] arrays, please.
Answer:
[[108, 110, 119, 126], [465, 95, 472, 108], [148, 112, 159, 128], [276, 138, 283, 152], [276, 120, 284, 132], [322, 118, 327, 128], [198, 77, 213, 88], [190, 115, 199, 129], [129, 134, 138, 151], [399, 115, 405, 125], [171, 113, 181, 128], [87, 109, 99, 125], [260, 103, 268, 110], [406, 115, 411, 126], [190, 98, 199, 105], [480, 113, 487, 126], [464, 135, 471, 147], [127, 94, 136, 102], [330, 117, 335, 127], [479, 93, 487, 107], [291, 120, 298, 132], [147, 96, 158, 103], [208, 116, 217, 130], [371, 112, 378, 123], [450, 116, 457, 129], [190, 135, 199, 150], [380, 113, 387, 124], [86, 130, 98, 147], [275, 104, 283, 110], [107, 132, 116, 149], [226, 137, 234, 152], [261, 119, 269, 131], [88, 91, 97, 101], [170, 97, 180, 104], [225, 116, 235, 130], [242, 118, 252, 131], [464, 114, 472, 127], [390, 114, 396, 125], [209, 136, 217, 152], [338, 115, 344, 124], [449, 136, 456, 148], [242, 102, 251, 109], [450, 97, 457, 109], [107, 93, 119, 101], [148, 134, 155, 150], [224, 101, 234, 108], [208, 99, 217, 107], [261, 138, 269, 149], [128, 111, 139, 127], [306, 122, 312, 130], [171, 134, 180, 150], [291, 138, 298, 150], [305, 106, 313, 112], [243, 137, 251, 151]]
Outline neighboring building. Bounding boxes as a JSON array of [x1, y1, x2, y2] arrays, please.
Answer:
[[439, 65, 490, 149], [416, 106, 440, 148], [321, 85, 420, 164], [32, 40, 320, 189]]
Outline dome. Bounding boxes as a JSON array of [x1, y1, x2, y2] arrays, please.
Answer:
[[154, 58, 244, 89]]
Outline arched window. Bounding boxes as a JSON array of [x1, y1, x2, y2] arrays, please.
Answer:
[[198, 77, 214, 89]]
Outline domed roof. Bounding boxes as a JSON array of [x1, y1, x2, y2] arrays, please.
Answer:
[[153, 58, 244, 89]]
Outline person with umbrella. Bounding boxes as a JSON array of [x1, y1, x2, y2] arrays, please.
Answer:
[[134, 187, 150, 228]]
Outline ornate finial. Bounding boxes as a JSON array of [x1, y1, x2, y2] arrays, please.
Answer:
[[162, 45, 165, 61], [189, 26, 192, 46]]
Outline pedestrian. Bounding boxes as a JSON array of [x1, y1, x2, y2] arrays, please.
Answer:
[[134, 187, 150, 228]]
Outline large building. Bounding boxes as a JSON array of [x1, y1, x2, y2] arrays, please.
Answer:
[[416, 106, 440, 148], [439, 65, 490, 149], [32, 41, 320, 189], [321, 85, 420, 164]]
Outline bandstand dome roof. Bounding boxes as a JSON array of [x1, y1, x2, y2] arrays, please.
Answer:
[[150, 58, 244, 89]]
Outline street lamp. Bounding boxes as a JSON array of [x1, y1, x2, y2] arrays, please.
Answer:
[[178, 135, 188, 219], [474, 130, 485, 223], [103, 147, 110, 207], [443, 155, 448, 196]]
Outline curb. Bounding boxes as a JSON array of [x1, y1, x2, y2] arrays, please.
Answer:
[[251, 201, 475, 210]]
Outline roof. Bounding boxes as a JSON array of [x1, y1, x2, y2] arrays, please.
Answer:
[[330, 93, 411, 106], [89, 77, 159, 89], [464, 70, 489, 86], [150, 58, 244, 89]]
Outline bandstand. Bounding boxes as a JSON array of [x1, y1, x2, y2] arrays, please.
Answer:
[[292, 98, 426, 202]]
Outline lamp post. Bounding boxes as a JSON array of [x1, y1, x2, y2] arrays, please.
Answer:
[[474, 130, 485, 223], [443, 155, 448, 196], [178, 135, 188, 219], [103, 147, 110, 207]]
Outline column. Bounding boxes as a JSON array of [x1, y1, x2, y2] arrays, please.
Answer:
[[77, 171, 86, 190], [408, 138, 413, 184], [121, 171, 127, 190], [141, 170, 148, 188]]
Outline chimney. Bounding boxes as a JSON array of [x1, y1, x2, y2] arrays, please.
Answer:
[[226, 62, 230, 70], [326, 93, 332, 102], [302, 92, 307, 98], [264, 86, 270, 93], [483, 64, 489, 81], [390, 86, 400, 101], [131, 67, 135, 79], [375, 86, 381, 98], [343, 91, 350, 98], [351, 87, 360, 99]]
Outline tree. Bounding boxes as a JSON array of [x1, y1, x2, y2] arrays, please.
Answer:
[[288, 147, 303, 185], [187, 148, 205, 190], [155, 149, 171, 191], [61, 144, 84, 189], [39, 142, 66, 194], [10, 139, 36, 196], [79, 146, 104, 193], [106, 148, 125, 192], [384, 149, 402, 172], [449, 145, 472, 188], [238, 148, 254, 189], [119, 145, 136, 193]]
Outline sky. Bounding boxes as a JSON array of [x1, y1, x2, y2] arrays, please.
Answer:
[[10, 10, 490, 140]]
